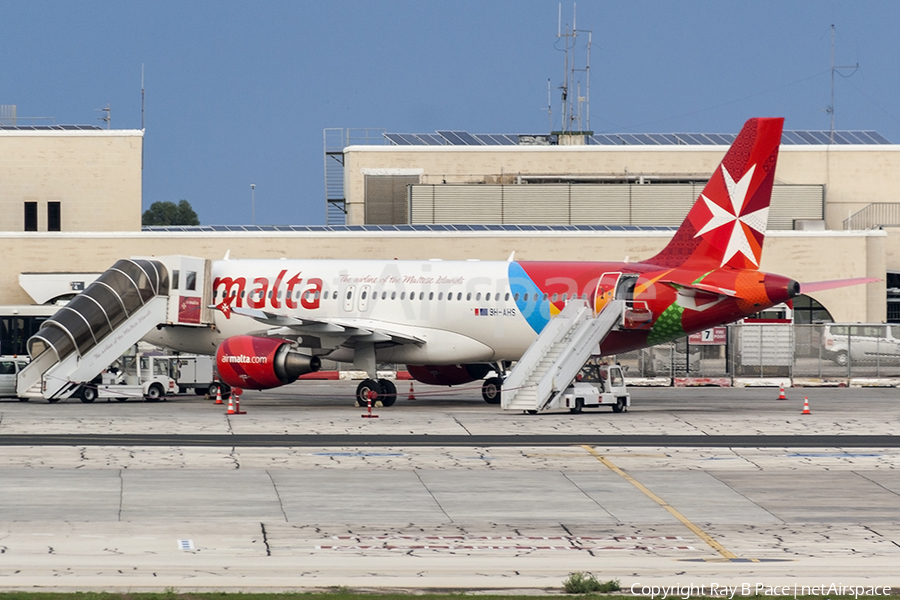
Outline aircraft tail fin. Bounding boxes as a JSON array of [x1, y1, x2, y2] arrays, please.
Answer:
[[648, 117, 784, 270]]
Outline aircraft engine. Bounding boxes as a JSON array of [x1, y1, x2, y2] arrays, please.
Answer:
[[406, 363, 492, 386], [216, 335, 320, 390]]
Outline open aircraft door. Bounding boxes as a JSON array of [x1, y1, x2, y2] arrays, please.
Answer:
[[592, 272, 651, 330], [592, 272, 636, 314], [150, 256, 215, 326]]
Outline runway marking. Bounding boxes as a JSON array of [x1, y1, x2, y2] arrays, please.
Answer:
[[581, 444, 744, 561]]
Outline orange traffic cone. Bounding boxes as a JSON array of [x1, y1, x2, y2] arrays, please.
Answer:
[[231, 388, 246, 415], [408, 382, 416, 400], [226, 393, 235, 414], [801, 396, 811, 415], [214, 385, 223, 405], [777, 385, 787, 401]]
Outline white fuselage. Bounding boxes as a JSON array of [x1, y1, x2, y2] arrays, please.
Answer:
[[145, 258, 559, 364]]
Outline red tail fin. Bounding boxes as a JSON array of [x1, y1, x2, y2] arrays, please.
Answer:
[[648, 117, 784, 269]]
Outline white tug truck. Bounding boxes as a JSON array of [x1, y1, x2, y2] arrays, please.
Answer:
[[79, 348, 177, 403], [556, 357, 630, 414]]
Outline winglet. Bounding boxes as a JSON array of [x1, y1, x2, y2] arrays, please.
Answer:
[[507, 251, 516, 262]]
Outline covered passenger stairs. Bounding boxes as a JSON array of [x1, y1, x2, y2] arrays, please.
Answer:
[[17, 256, 214, 401], [501, 272, 651, 413]]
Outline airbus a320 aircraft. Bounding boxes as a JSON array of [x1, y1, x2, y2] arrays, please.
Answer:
[[144, 117, 873, 406]]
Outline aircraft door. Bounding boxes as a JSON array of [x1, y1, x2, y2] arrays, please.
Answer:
[[343, 286, 356, 312], [358, 285, 371, 312], [592, 272, 623, 314], [593, 272, 639, 314]]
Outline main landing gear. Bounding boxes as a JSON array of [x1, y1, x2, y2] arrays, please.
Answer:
[[355, 378, 398, 408]]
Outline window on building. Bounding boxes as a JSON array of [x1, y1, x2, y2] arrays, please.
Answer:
[[24, 202, 37, 232], [47, 202, 61, 231]]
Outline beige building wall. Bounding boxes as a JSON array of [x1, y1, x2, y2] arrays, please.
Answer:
[[343, 145, 900, 229], [0, 129, 143, 232], [0, 230, 884, 323]]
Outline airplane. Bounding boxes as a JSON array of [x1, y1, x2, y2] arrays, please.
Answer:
[[143, 117, 876, 406]]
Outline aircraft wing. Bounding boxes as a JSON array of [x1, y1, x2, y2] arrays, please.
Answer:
[[224, 304, 425, 345]]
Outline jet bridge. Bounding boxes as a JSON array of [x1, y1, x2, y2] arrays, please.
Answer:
[[17, 256, 213, 401]]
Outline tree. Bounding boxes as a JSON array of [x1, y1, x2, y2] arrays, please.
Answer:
[[142, 200, 200, 226]]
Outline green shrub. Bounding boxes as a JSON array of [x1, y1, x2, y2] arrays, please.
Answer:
[[562, 571, 621, 593]]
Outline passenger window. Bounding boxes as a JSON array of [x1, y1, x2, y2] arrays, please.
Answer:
[[457, 292, 462, 301], [514, 293, 519, 301], [382, 291, 387, 300], [438, 292, 443, 300], [346, 290, 352, 300], [486, 293, 491, 301], [543, 293, 549, 301], [505, 293, 510, 301], [391, 291, 396, 300], [401, 292, 406, 300], [467, 293, 472, 301], [361, 290, 367, 300], [552, 293, 558, 301], [429, 292, 434, 300], [476, 293, 481, 301], [185, 271, 197, 291]]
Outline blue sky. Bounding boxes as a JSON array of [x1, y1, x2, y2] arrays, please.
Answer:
[[3, 1, 899, 226]]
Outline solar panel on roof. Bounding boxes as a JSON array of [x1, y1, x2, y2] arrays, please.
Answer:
[[631, 134, 658, 145], [437, 131, 467, 145], [676, 134, 704, 145], [864, 131, 891, 144]]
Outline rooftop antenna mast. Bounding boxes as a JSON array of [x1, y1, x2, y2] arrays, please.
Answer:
[[554, 3, 592, 138], [827, 24, 858, 144]]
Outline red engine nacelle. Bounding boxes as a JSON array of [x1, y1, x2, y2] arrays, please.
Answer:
[[406, 364, 491, 386], [216, 335, 321, 390]]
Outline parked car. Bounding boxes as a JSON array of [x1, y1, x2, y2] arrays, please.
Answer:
[[822, 324, 900, 366], [0, 356, 30, 400]]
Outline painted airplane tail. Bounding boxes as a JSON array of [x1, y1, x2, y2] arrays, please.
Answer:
[[648, 117, 784, 270]]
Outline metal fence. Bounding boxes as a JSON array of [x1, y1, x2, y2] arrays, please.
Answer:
[[615, 323, 900, 381]]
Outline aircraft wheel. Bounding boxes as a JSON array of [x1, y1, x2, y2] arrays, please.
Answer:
[[612, 397, 627, 413], [80, 386, 97, 404], [17, 397, 29, 402], [378, 379, 397, 407], [481, 377, 503, 404], [569, 398, 584, 414], [356, 379, 383, 407], [48, 398, 60, 404]]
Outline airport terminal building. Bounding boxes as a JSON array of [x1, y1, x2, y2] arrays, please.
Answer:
[[1, 121, 898, 325]]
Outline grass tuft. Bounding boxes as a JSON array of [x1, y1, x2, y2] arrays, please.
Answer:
[[562, 571, 622, 594]]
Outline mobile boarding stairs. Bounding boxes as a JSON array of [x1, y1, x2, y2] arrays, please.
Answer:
[[16, 256, 215, 401], [500, 294, 650, 413]]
